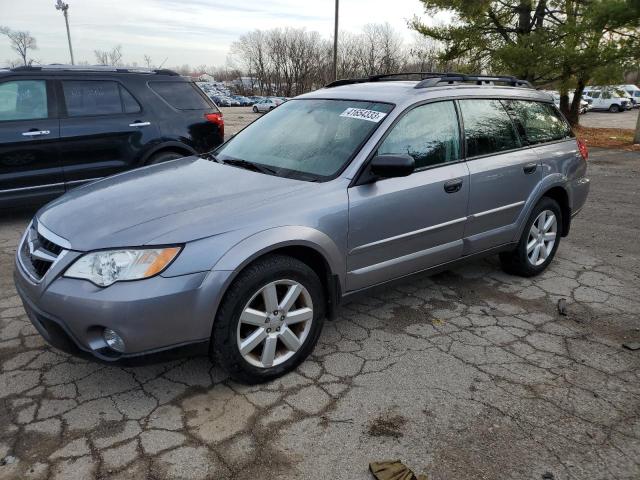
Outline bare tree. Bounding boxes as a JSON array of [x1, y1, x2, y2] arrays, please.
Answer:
[[143, 54, 153, 68], [94, 45, 123, 66], [0, 26, 38, 66]]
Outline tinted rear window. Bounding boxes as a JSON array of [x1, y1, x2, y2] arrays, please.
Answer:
[[62, 80, 140, 117], [459, 99, 521, 157], [150, 82, 213, 110]]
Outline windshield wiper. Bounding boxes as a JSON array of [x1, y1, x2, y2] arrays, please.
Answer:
[[200, 152, 224, 164], [222, 158, 278, 175]]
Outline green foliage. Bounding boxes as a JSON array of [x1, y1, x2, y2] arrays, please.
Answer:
[[412, 0, 640, 123]]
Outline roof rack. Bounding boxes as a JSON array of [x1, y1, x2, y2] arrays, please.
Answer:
[[7, 64, 180, 76], [325, 72, 533, 89]]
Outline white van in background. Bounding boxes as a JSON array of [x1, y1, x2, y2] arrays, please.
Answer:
[[583, 87, 632, 112]]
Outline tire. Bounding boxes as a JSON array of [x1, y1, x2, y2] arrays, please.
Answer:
[[269, 106, 275, 111], [146, 150, 184, 165], [499, 197, 562, 277], [253, 106, 258, 113], [608, 104, 620, 113], [211, 254, 325, 384]]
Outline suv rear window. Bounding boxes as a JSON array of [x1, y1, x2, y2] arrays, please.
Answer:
[[150, 82, 213, 110], [62, 80, 141, 117]]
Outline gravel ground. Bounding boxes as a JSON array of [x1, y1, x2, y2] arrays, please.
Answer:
[[0, 142, 639, 478], [578, 108, 638, 129]]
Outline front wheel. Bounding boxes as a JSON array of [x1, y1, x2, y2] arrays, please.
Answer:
[[253, 106, 258, 113], [211, 255, 325, 384], [499, 197, 562, 277]]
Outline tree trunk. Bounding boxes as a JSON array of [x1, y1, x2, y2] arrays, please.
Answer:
[[634, 107, 640, 144], [567, 80, 586, 127]]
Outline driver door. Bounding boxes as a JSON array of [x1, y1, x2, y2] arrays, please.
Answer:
[[347, 101, 469, 291]]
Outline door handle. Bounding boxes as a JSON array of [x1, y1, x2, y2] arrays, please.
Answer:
[[129, 121, 151, 127], [523, 163, 538, 174], [444, 178, 463, 193], [22, 130, 50, 137]]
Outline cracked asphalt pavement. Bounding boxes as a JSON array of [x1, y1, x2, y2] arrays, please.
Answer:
[[1, 148, 639, 480]]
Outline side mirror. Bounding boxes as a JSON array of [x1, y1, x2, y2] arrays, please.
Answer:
[[369, 154, 415, 179]]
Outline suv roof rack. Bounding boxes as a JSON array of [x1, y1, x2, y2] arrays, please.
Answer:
[[7, 65, 180, 76], [325, 72, 533, 89]]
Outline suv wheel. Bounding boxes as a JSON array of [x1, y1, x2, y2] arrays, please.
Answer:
[[147, 151, 184, 165], [499, 197, 562, 277], [608, 104, 620, 113], [211, 255, 325, 384]]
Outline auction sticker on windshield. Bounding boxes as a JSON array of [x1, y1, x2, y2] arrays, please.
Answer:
[[340, 108, 387, 123]]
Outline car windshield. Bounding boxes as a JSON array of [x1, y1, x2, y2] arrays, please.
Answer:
[[214, 99, 393, 181]]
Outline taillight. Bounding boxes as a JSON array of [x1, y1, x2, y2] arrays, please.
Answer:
[[205, 112, 224, 138], [577, 138, 588, 161]]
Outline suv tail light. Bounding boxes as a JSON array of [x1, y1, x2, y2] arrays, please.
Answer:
[[205, 112, 224, 138], [577, 138, 588, 161]]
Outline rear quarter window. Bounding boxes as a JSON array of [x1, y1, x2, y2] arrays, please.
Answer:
[[504, 100, 573, 144], [149, 81, 215, 110]]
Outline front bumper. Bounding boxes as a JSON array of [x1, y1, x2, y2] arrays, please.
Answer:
[[14, 236, 234, 361]]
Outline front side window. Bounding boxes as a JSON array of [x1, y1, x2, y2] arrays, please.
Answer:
[[62, 80, 140, 117], [215, 99, 393, 180], [378, 101, 461, 169], [505, 100, 572, 144], [459, 99, 521, 157], [0, 80, 48, 121]]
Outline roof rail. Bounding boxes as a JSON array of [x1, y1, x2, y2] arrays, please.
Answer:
[[325, 71, 533, 89], [414, 73, 533, 89], [325, 72, 448, 88], [7, 64, 179, 76]]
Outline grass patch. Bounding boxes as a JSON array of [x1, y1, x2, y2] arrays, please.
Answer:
[[574, 126, 639, 151]]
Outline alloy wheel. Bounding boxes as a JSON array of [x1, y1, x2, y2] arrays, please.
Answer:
[[236, 279, 313, 369], [526, 210, 557, 266]]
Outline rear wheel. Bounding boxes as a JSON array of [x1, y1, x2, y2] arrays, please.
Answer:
[[253, 106, 258, 113], [211, 255, 325, 384], [146, 150, 184, 165], [500, 197, 562, 277], [608, 104, 620, 113]]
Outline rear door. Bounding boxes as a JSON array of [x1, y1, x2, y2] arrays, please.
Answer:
[[461, 98, 540, 253], [57, 78, 160, 186], [347, 100, 469, 291], [0, 78, 63, 205]]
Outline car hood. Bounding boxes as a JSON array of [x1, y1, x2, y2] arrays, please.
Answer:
[[37, 157, 310, 251]]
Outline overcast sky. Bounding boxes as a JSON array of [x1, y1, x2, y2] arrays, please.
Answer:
[[0, 0, 445, 69]]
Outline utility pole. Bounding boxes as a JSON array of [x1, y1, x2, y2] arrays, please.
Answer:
[[333, 0, 339, 81], [55, 0, 75, 65]]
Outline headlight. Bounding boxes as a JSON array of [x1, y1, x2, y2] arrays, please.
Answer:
[[64, 247, 181, 287]]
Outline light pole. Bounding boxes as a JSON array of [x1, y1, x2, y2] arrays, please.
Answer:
[[333, 0, 339, 81], [55, 0, 75, 65]]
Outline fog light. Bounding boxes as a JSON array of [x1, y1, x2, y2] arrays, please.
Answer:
[[103, 328, 125, 352]]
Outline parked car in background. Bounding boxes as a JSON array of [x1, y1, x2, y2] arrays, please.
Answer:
[[0, 65, 224, 207], [253, 97, 284, 113], [14, 73, 589, 383], [545, 91, 591, 114], [617, 84, 640, 107], [233, 95, 253, 106], [583, 87, 631, 112]]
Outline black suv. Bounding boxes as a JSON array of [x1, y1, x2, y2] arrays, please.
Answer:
[[0, 65, 224, 207]]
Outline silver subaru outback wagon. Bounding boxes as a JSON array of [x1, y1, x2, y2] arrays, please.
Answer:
[[14, 73, 589, 383]]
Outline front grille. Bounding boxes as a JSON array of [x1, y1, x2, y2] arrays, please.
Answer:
[[19, 222, 65, 281]]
